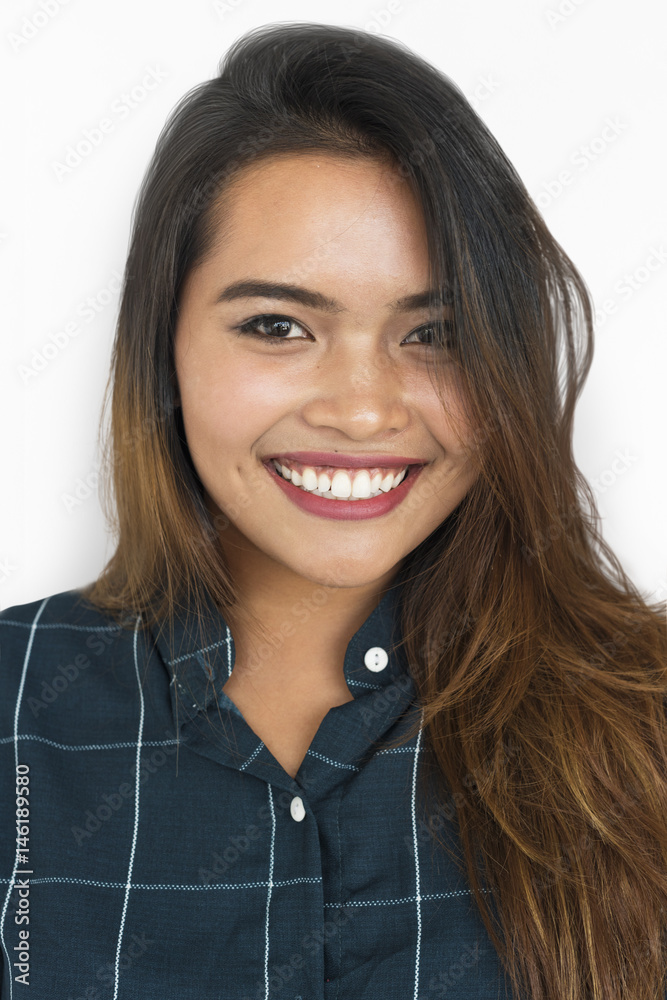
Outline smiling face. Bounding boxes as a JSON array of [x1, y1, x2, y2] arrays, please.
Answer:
[[174, 152, 479, 592]]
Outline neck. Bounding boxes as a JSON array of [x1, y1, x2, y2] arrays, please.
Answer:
[[217, 523, 402, 686]]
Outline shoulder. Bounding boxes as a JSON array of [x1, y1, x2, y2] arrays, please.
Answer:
[[1, 587, 110, 627], [0, 588, 142, 733], [0, 587, 126, 652]]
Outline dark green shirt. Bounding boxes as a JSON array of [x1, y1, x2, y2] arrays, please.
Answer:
[[0, 582, 513, 999]]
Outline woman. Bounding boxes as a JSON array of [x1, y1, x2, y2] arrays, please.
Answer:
[[1, 21, 665, 1000]]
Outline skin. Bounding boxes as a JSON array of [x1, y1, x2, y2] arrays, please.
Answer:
[[173, 152, 479, 775]]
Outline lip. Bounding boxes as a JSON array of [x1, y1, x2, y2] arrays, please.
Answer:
[[267, 451, 429, 469], [263, 459, 425, 520]]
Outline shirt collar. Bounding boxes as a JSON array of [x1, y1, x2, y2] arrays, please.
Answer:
[[150, 573, 411, 732]]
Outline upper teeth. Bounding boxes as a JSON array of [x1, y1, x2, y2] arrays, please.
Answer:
[[271, 459, 409, 499]]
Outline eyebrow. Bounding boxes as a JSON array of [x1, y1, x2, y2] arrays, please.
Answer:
[[214, 280, 449, 314]]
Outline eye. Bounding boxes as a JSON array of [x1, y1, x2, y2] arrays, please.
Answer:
[[402, 320, 453, 347], [232, 314, 454, 348], [234, 313, 310, 344]]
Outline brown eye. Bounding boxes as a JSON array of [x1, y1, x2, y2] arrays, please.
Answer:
[[234, 314, 310, 343], [402, 320, 453, 347]]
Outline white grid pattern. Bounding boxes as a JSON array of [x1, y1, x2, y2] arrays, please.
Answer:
[[0, 602, 460, 999], [111, 615, 144, 1000]]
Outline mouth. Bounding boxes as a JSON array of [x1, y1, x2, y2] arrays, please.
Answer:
[[262, 456, 427, 520]]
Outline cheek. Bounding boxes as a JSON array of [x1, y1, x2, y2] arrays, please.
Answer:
[[178, 355, 293, 459], [417, 377, 474, 459]]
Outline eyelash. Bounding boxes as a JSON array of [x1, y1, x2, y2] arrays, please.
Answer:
[[232, 313, 453, 347]]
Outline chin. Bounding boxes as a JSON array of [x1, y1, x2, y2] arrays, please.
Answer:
[[283, 555, 399, 591]]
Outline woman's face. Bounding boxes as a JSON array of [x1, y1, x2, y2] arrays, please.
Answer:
[[174, 152, 478, 590]]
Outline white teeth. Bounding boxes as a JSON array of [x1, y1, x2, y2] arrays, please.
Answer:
[[351, 470, 371, 498], [301, 467, 319, 491], [331, 470, 352, 498], [271, 460, 410, 500]]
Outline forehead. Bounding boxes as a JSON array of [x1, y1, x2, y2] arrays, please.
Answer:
[[198, 152, 430, 291]]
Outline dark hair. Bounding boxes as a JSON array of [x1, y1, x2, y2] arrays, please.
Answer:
[[82, 22, 667, 999]]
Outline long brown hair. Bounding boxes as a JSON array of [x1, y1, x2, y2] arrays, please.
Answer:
[[81, 22, 667, 998]]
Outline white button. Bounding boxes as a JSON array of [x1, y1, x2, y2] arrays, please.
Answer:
[[364, 646, 388, 672], [290, 796, 306, 822]]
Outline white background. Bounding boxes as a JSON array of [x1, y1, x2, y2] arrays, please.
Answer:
[[1, 0, 665, 611]]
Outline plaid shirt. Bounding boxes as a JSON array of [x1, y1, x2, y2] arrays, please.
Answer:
[[0, 583, 513, 999]]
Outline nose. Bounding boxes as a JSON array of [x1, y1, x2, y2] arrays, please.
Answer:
[[299, 341, 411, 440]]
